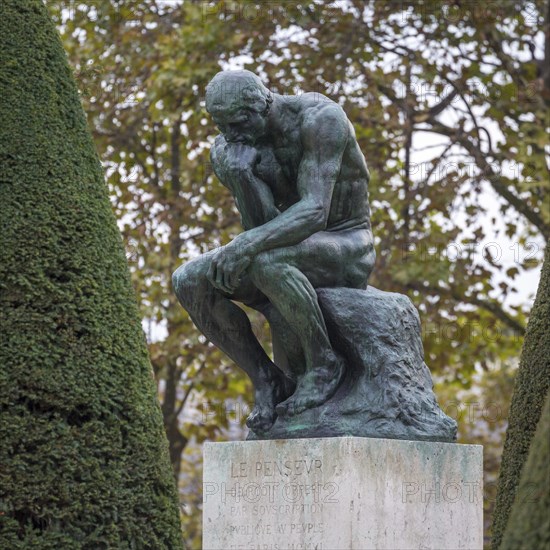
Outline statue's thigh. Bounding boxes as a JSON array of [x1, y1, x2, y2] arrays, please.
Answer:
[[230, 272, 269, 310]]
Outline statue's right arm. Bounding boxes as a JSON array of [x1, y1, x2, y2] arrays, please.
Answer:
[[210, 136, 279, 231]]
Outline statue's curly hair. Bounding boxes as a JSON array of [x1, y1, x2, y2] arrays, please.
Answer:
[[205, 70, 273, 115]]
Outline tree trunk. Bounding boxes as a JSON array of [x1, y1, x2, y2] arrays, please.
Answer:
[[492, 244, 550, 548], [162, 115, 189, 481], [0, 1, 183, 547]]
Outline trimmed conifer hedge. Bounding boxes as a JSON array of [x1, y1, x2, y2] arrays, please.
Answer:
[[0, 1, 183, 547], [500, 389, 550, 549], [492, 244, 550, 548]]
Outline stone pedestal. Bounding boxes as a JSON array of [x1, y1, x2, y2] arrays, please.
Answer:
[[203, 437, 483, 550]]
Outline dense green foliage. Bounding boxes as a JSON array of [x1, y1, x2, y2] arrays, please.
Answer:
[[501, 388, 550, 549], [492, 244, 550, 548], [0, 1, 182, 548]]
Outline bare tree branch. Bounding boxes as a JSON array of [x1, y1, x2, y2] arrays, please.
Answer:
[[421, 122, 550, 240]]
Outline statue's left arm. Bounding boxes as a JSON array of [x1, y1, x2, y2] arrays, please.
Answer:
[[236, 104, 348, 254], [207, 104, 349, 293]]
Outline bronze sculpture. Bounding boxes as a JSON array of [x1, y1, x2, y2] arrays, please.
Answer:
[[173, 70, 456, 442]]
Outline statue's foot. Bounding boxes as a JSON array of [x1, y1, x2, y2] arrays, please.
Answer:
[[275, 355, 345, 417], [246, 399, 277, 434], [246, 371, 288, 434]]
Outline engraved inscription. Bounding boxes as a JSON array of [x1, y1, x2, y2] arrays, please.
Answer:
[[231, 459, 323, 478]]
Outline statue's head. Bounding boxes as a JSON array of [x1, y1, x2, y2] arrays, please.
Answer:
[[205, 70, 273, 145]]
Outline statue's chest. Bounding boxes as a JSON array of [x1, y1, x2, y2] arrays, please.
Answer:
[[273, 128, 302, 182]]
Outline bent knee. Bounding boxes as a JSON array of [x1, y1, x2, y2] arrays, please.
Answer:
[[172, 258, 209, 307]]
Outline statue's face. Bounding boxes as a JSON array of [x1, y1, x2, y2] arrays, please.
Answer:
[[211, 108, 267, 145]]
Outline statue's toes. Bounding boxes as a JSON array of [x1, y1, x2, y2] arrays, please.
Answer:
[[288, 396, 312, 416], [275, 395, 309, 417], [246, 405, 275, 433], [245, 411, 262, 431], [275, 398, 291, 417]]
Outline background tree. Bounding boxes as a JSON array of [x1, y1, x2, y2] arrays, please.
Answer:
[[48, 1, 548, 547], [237, 0, 548, 372], [0, 1, 182, 547], [492, 245, 550, 548], [48, 2, 273, 490]]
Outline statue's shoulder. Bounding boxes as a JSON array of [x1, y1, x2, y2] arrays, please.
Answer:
[[297, 91, 333, 106], [295, 93, 345, 123], [296, 94, 348, 145]]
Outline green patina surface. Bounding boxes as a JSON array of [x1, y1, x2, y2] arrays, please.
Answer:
[[0, 1, 182, 548], [173, 70, 455, 443]]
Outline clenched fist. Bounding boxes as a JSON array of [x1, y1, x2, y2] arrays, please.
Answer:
[[223, 142, 259, 178]]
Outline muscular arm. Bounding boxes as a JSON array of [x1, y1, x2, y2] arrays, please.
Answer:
[[211, 136, 279, 231], [233, 104, 349, 256], [206, 104, 349, 294]]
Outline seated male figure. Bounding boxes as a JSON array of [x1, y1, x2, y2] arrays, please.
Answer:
[[173, 70, 375, 433]]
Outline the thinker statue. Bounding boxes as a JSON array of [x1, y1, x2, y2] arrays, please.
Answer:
[[173, 70, 457, 442]]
